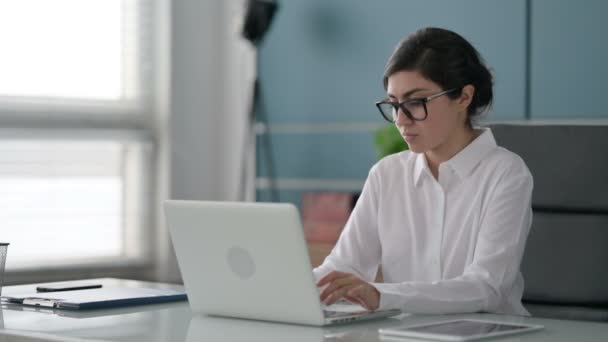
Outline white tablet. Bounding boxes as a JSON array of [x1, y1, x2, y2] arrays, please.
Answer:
[[378, 319, 544, 341]]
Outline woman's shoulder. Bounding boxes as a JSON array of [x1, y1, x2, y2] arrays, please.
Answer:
[[488, 145, 532, 180], [370, 150, 415, 176]]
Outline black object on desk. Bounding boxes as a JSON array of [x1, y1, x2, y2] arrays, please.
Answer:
[[37, 283, 103, 292]]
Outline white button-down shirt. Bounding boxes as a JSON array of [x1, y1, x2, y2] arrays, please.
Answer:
[[313, 129, 533, 315]]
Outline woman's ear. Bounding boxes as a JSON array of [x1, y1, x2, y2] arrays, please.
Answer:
[[458, 84, 475, 113]]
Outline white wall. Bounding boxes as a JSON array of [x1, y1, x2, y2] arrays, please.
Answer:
[[159, 0, 254, 283]]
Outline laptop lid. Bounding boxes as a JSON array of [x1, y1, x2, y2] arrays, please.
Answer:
[[165, 200, 327, 326]]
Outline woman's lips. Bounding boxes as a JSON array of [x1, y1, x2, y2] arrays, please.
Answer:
[[403, 133, 418, 143]]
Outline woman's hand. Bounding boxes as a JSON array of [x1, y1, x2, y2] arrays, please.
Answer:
[[317, 271, 380, 311]]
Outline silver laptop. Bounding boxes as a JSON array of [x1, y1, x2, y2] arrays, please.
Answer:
[[164, 200, 401, 326]]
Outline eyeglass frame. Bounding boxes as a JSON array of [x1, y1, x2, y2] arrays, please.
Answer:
[[375, 87, 460, 123]]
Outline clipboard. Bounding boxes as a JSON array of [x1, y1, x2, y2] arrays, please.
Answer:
[[1, 286, 187, 310]]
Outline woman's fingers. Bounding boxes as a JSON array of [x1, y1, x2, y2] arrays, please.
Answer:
[[323, 286, 352, 305], [317, 270, 347, 287], [318, 271, 375, 306], [347, 284, 380, 311], [344, 293, 367, 308], [346, 285, 369, 309], [319, 275, 356, 301]]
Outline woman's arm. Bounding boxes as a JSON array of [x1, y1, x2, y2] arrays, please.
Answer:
[[313, 165, 383, 283]]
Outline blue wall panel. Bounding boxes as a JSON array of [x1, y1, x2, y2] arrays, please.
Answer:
[[530, 0, 608, 118], [259, 0, 528, 124], [256, 131, 379, 180], [255, 0, 530, 200]]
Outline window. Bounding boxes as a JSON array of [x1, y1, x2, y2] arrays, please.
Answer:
[[0, 1, 158, 271], [0, 1, 124, 100]]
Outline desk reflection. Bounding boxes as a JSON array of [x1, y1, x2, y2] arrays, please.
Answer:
[[186, 315, 407, 342]]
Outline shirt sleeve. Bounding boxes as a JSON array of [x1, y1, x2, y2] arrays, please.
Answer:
[[373, 166, 533, 314], [313, 165, 383, 283]]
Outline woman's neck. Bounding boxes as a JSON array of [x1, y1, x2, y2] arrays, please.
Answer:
[[425, 127, 478, 179]]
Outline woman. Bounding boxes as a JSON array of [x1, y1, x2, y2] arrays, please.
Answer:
[[314, 27, 533, 316]]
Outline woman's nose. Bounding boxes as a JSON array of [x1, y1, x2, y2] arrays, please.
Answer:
[[395, 108, 413, 126]]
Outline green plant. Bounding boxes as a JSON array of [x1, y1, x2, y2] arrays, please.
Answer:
[[373, 124, 408, 159]]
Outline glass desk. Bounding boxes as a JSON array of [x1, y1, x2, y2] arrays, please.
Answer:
[[1, 278, 607, 342]]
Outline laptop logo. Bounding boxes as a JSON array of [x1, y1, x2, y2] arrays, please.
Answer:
[[226, 246, 255, 279]]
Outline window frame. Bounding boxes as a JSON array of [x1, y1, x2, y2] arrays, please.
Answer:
[[0, 0, 162, 283]]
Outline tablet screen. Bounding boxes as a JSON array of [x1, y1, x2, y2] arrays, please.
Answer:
[[405, 320, 528, 337], [378, 319, 545, 341]]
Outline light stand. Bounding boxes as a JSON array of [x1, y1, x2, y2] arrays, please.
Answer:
[[239, 0, 279, 202]]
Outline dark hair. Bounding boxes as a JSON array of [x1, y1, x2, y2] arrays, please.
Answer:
[[383, 27, 493, 127]]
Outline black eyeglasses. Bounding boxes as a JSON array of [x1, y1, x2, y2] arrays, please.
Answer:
[[375, 88, 460, 123]]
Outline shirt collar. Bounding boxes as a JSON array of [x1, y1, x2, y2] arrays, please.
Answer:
[[413, 128, 498, 186], [413, 153, 430, 187], [445, 128, 497, 179]]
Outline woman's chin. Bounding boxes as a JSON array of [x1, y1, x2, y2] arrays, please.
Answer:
[[407, 143, 424, 153]]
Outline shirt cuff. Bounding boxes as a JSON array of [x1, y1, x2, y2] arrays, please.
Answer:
[[371, 282, 409, 311]]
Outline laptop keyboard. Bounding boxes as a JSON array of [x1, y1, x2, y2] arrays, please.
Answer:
[[323, 309, 366, 318], [322, 299, 369, 317]]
